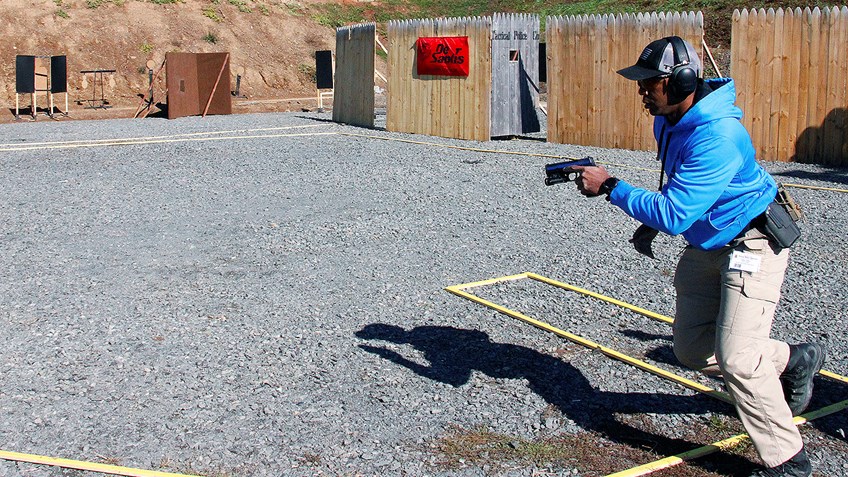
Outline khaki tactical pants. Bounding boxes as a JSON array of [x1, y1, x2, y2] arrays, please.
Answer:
[[673, 229, 800, 467]]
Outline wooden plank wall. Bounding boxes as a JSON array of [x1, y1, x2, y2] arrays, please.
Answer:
[[546, 12, 703, 150], [491, 13, 541, 137], [386, 17, 492, 141], [732, 7, 848, 165], [333, 23, 376, 128]]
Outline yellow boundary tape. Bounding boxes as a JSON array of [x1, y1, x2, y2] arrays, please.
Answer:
[[782, 183, 848, 193], [445, 271, 848, 476], [4, 126, 845, 194], [525, 272, 673, 324], [0, 125, 324, 149], [0, 131, 337, 152], [605, 399, 848, 477], [446, 274, 732, 404], [339, 132, 657, 172], [339, 133, 848, 193], [0, 450, 201, 477], [450, 272, 846, 383]]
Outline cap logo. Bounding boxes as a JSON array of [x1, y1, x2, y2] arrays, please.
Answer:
[[639, 47, 653, 61]]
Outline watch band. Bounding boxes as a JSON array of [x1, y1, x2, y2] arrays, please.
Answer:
[[600, 177, 619, 199]]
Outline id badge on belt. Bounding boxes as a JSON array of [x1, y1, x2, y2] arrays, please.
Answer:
[[729, 250, 762, 273]]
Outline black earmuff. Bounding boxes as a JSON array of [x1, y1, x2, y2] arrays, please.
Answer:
[[667, 36, 698, 101]]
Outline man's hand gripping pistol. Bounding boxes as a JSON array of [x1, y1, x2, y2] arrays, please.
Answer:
[[544, 157, 596, 186], [544, 156, 659, 259]]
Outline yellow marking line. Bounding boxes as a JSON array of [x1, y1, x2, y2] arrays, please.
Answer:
[[445, 275, 733, 404], [604, 399, 848, 477], [448, 271, 847, 400], [0, 449, 201, 477], [0, 124, 324, 149], [526, 272, 674, 324], [338, 132, 658, 172], [548, 272, 848, 385], [4, 126, 846, 194], [820, 369, 848, 384], [340, 133, 848, 192], [446, 272, 529, 289], [465, 272, 847, 386], [606, 433, 751, 477], [0, 132, 337, 152], [448, 271, 848, 476], [782, 183, 848, 193]]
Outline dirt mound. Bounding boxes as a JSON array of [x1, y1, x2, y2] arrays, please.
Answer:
[[0, 0, 342, 121]]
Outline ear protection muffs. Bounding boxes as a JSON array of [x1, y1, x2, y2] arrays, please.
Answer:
[[667, 36, 698, 102]]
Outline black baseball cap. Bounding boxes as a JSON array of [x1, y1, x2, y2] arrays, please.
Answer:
[[617, 36, 701, 81]]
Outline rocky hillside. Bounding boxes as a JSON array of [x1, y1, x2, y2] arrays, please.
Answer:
[[1, 0, 345, 116]]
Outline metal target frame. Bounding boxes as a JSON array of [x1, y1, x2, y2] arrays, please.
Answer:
[[15, 54, 69, 121]]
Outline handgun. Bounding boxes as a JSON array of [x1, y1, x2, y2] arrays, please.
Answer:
[[544, 157, 596, 186]]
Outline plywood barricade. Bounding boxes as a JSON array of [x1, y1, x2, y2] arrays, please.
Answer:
[[491, 13, 541, 137], [166, 52, 232, 120], [333, 23, 376, 128], [386, 17, 492, 141], [546, 12, 703, 150], [732, 7, 848, 165]]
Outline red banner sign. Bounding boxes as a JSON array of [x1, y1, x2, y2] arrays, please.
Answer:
[[416, 36, 470, 77]]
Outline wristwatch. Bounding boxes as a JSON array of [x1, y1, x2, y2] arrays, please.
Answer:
[[599, 177, 619, 200]]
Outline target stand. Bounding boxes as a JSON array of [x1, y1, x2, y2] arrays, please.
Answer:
[[15, 55, 69, 120]]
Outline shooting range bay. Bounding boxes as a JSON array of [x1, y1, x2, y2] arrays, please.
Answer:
[[1, 112, 846, 476]]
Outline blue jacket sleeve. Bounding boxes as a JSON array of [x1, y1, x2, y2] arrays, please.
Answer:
[[609, 134, 743, 235]]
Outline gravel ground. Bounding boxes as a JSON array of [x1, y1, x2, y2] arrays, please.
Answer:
[[0, 111, 846, 477]]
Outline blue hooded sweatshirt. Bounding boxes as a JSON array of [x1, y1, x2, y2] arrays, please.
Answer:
[[609, 78, 776, 251]]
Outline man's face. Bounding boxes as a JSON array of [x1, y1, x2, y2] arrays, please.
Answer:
[[637, 76, 672, 116]]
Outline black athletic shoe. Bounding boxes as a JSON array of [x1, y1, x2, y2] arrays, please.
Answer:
[[780, 343, 826, 416], [748, 447, 812, 476]]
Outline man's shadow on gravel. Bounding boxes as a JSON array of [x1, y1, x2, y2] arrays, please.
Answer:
[[357, 323, 759, 474]]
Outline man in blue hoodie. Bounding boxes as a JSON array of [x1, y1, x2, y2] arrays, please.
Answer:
[[574, 36, 825, 477]]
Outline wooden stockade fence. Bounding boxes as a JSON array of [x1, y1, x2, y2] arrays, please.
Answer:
[[386, 17, 492, 141], [546, 12, 704, 151], [732, 7, 848, 165], [333, 23, 376, 128]]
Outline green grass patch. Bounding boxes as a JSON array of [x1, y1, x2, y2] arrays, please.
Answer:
[[283, 2, 304, 16], [84, 0, 131, 6], [203, 6, 223, 22], [229, 0, 252, 13], [312, 4, 367, 28], [298, 63, 316, 83], [430, 424, 656, 474]]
